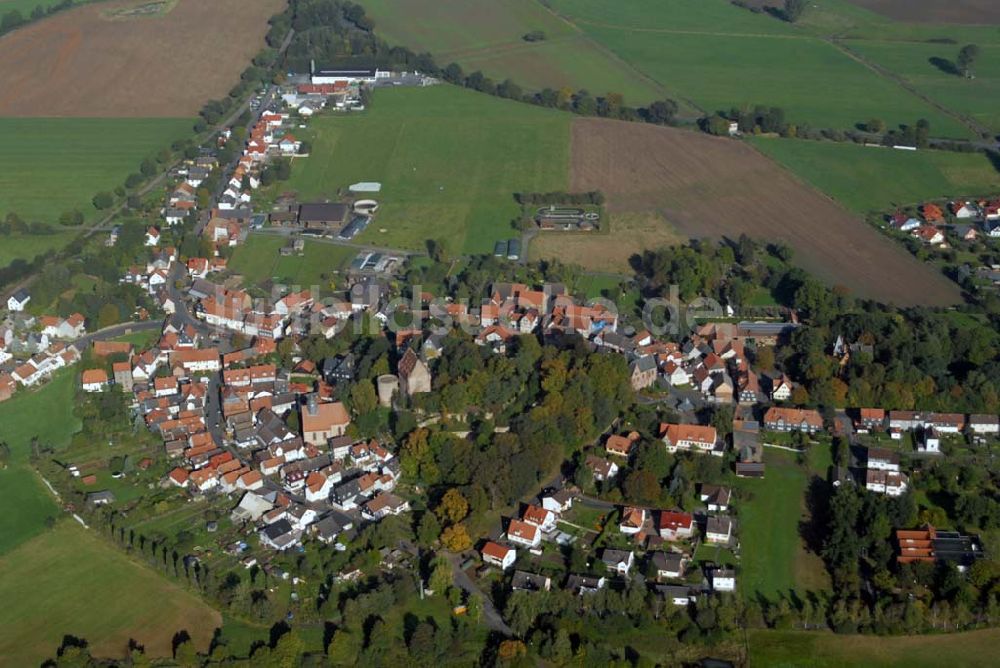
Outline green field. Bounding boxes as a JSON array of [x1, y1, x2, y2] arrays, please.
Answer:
[[749, 628, 1000, 667], [751, 137, 1000, 212], [229, 234, 355, 287], [0, 117, 191, 226], [0, 467, 59, 556], [0, 229, 80, 265], [360, 0, 666, 106], [552, 1, 972, 137], [846, 41, 1000, 132], [0, 371, 81, 554], [0, 522, 221, 665], [735, 448, 831, 600], [284, 85, 570, 254]]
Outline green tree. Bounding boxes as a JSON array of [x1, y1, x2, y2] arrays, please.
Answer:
[[784, 0, 807, 22], [417, 511, 441, 545], [92, 191, 114, 210], [350, 380, 378, 416], [957, 44, 980, 77]]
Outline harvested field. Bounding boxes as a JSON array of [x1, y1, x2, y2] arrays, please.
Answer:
[[0, 0, 285, 117], [846, 1, 1000, 25], [569, 117, 960, 306]]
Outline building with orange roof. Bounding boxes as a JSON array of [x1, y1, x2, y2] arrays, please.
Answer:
[[660, 423, 720, 456], [481, 541, 517, 569], [81, 368, 109, 393]]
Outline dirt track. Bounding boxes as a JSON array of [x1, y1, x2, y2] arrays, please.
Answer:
[[569, 118, 961, 306], [0, 0, 284, 117], [846, 0, 1000, 24]]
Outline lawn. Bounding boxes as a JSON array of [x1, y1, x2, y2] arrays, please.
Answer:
[[359, 0, 666, 106], [751, 137, 1000, 212], [734, 448, 830, 600], [846, 40, 1000, 132], [229, 234, 355, 288], [283, 85, 570, 254], [749, 628, 1000, 667], [0, 117, 192, 225], [0, 522, 221, 665]]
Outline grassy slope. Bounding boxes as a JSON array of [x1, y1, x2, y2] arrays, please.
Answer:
[[360, 0, 665, 105], [547, 0, 972, 136], [0, 371, 81, 553], [750, 137, 1000, 212], [749, 628, 1000, 667], [285, 85, 569, 254], [0, 117, 191, 225], [0, 522, 221, 665]]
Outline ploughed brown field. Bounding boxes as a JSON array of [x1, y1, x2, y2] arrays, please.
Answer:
[[0, 0, 285, 117], [846, 0, 1000, 24], [569, 118, 961, 306]]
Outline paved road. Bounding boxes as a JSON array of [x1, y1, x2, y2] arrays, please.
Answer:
[[445, 552, 513, 636]]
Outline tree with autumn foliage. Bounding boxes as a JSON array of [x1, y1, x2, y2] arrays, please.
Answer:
[[440, 523, 472, 552]]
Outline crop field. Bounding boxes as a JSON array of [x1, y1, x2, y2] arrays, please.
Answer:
[[751, 138, 1000, 213], [0, 0, 284, 117], [845, 0, 1000, 24], [0, 522, 221, 665], [284, 86, 569, 255], [0, 117, 191, 225], [568, 117, 961, 306], [749, 628, 1000, 667], [359, 0, 668, 106]]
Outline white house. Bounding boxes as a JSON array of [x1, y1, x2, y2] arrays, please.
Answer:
[[7, 289, 30, 312], [601, 549, 634, 576], [482, 541, 516, 570], [710, 568, 736, 593], [919, 427, 941, 454], [521, 504, 557, 533], [145, 227, 161, 247], [541, 489, 573, 515], [705, 516, 733, 544], [506, 519, 541, 548]]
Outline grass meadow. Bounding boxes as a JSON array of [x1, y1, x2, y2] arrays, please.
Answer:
[[734, 447, 831, 600], [751, 137, 1000, 212], [570, 24, 971, 137], [0, 370, 80, 553], [359, 0, 666, 106], [229, 234, 355, 287], [846, 40, 1000, 132], [0, 522, 221, 665], [749, 628, 1000, 667], [284, 85, 570, 254], [0, 117, 191, 225]]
